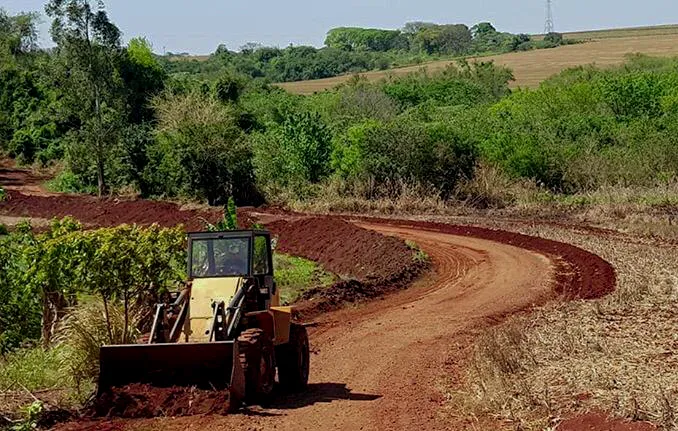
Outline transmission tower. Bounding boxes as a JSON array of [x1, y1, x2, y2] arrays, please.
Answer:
[[544, 0, 554, 34]]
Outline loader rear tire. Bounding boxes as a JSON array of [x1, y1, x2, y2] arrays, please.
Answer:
[[238, 328, 275, 405], [277, 323, 310, 392]]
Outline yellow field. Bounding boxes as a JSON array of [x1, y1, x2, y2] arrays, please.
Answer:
[[278, 27, 678, 94]]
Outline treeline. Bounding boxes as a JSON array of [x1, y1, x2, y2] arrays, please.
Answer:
[[2, 3, 677, 211], [163, 22, 568, 83]]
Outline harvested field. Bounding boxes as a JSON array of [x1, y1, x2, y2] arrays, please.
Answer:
[[277, 34, 678, 94]]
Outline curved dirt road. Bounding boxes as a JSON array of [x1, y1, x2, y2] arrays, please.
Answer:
[[71, 222, 557, 431]]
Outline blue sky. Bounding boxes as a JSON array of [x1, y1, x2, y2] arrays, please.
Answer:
[[3, 0, 677, 54]]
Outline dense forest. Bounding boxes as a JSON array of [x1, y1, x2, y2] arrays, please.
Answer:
[[1, 1, 677, 212]]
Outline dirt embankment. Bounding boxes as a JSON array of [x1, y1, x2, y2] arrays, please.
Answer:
[[267, 217, 428, 319], [0, 190, 223, 231]]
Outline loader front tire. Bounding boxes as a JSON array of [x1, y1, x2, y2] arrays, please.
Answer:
[[277, 323, 310, 392], [238, 328, 275, 405]]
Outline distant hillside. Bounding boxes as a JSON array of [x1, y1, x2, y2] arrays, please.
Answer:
[[277, 24, 678, 94]]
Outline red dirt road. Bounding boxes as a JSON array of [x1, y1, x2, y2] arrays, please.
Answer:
[[58, 223, 559, 431]]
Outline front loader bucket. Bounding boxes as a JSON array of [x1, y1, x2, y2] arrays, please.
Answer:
[[98, 341, 245, 405]]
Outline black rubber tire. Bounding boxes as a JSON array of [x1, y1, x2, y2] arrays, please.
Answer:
[[237, 328, 275, 404], [277, 323, 310, 392]]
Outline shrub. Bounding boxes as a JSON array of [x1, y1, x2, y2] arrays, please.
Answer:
[[253, 111, 333, 196], [45, 170, 95, 194], [147, 90, 260, 205], [381, 61, 513, 108], [0, 219, 186, 353], [332, 119, 476, 198], [543, 32, 563, 46]]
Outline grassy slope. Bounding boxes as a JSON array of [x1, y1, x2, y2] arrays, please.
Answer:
[[277, 24, 678, 94], [274, 253, 336, 304]]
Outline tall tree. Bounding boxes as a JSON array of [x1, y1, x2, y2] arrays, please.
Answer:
[[0, 8, 39, 58], [45, 0, 123, 196]]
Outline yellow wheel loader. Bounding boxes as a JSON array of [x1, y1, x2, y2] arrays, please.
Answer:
[[97, 230, 310, 407]]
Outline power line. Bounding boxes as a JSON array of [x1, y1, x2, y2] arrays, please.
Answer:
[[545, 0, 555, 34]]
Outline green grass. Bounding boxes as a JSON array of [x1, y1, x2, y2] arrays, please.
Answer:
[[274, 253, 336, 304], [44, 170, 96, 194], [0, 346, 68, 392], [405, 240, 430, 264]]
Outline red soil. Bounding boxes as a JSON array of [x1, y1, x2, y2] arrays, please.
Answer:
[[558, 412, 656, 431], [90, 384, 231, 418], [267, 217, 428, 318], [1, 190, 222, 230], [0, 187, 626, 430], [0, 161, 50, 194], [268, 216, 414, 280], [352, 216, 616, 300]]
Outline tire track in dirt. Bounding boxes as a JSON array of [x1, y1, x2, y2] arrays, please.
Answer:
[[59, 223, 562, 431]]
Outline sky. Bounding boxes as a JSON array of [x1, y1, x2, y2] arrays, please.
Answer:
[[3, 0, 678, 55]]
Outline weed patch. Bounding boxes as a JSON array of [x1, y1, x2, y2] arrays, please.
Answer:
[[274, 253, 336, 304]]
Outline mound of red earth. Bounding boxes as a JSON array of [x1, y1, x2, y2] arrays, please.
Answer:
[[267, 217, 427, 318], [91, 384, 231, 418], [0, 190, 223, 231]]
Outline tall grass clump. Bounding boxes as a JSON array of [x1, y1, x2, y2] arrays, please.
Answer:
[[56, 302, 144, 388]]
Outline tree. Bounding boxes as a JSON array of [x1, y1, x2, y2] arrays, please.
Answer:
[[402, 21, 436, 35], [544, 32, 563, 46], [439, 24, 472, 55], [325, 28, 407, 52], [148, 90, 259, 205], [0, 9, 39, 57], [120, 37, 166, 123], [253, 112, 332, 194], [214, 73, 245, 103], [471, 22, 497, 39], [45, 0, 124, 196], [414, 24, 472, 55]]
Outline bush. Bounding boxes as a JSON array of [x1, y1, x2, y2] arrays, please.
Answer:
[[147, 90, 261, 205], [543, 32, 563, 46], [0, 227, 42, 354], [467, 60, 678, 192], [381, 61, 513, 108], [0, 219, 186, 353], [45, 170, 95, 194], [332, 119, 476, 198], [253, 111, 333, 197]]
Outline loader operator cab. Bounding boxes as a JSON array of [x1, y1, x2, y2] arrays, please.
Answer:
[[188, 230, 278, 313]]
